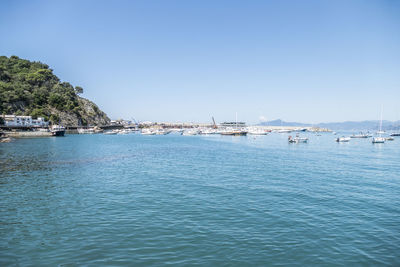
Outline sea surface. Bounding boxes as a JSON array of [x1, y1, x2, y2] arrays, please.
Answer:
[[1, 132, 399, 266]]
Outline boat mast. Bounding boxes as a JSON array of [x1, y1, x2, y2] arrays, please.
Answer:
[[379, 105, 383, 136], [236, 112, 238, 129]]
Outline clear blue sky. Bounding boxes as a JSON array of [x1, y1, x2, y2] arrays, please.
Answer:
[[1, 0, 399, 123]]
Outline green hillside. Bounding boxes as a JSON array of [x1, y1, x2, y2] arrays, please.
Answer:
[[0, 55, 110, 126]]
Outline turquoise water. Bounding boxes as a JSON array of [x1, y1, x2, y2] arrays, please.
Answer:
[[1, 133, 399, 266]]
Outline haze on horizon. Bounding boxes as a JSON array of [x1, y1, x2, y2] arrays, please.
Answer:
[[1, 0, 399, 124]]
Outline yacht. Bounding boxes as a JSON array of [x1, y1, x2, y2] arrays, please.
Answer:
[[51, 125, 65, 136]]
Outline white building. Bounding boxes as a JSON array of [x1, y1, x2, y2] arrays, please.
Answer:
[[2, 115, 49, 127]]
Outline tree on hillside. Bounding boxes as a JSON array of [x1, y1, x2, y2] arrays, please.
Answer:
[[75, 86, 83, 95]]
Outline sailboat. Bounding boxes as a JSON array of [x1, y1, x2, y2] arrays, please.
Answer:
[[372, 106, 385, 144]]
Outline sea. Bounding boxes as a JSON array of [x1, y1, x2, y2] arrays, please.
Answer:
[[1, 132, 399, 266]]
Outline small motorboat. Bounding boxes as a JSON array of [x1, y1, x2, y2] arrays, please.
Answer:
[[350, 133, 369, 138], [103, 130, 118, 135], [336, 137, 350, 142], [182, 129, 199, 136], [385, 137, 395, 141], [288, 134, 308, 143]]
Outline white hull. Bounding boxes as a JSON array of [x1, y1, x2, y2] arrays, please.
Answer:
[[372, 137, 385, 143]]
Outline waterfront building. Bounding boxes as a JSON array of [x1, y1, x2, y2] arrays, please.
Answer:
[[2, 115, 49, 127]]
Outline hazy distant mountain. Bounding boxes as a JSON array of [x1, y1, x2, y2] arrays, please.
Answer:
[[259, 119, 400, 131], [259, 119, 311, 127]]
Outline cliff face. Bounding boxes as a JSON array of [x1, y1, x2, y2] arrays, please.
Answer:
[[48, 97, 110, 126], [0, 55, 110, 126]]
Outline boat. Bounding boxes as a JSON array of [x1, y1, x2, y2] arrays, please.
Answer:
[[390, 133, 400, 136], [372, 106, 385, 144], [154, 129, 170, 135], [103, 130, 118, 135], [288, 134, 308, 143], [372, 137, 385, 143], [385, 137, 395, 141], [77, 127, 95, 134], [117, 129, 130, 134], [141, 129, 156, 135], [182, 129, 199, 136], [247, 128, 269, 135], [336, 137, 350, 142], [199, 128, 218, 135], [220, 130, 248, 136], [350, 133, 369, 138], [276, 129, 292, 133], [51, 125, 65, 136]]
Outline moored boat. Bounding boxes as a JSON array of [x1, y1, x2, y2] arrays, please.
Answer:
[[372, 137, 385, 143], [336, 137, 350, 142], [350, 133, 369, 138], [373, 106, 385, 144], [220, 130, 248, 136], [182, 129, 199, 136], [288, 134, 308, 143], [51, 125, 65, 136]]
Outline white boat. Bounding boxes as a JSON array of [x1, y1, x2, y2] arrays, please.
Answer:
[[390, 132, 400, 137], [373, 106, 385, 144], [77, 127, 95, 134], [372, 137, 385, 143], [103, 130, 118, 135], [199, 128, 218, 135], [336, 137, 350, 142], [154, 129, 171, 135], [247, 128, 269, 135], [350, 133, 369, 138], [277, 129, 292, 133], [141, 129, 156, 135], [288, 134, 308, 143], [182, 129, 199, 136]]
